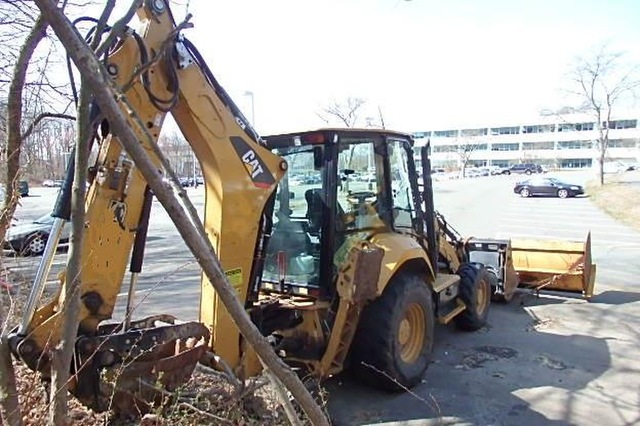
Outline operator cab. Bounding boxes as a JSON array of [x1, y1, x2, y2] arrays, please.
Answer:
[[261, 129, 424, 299]]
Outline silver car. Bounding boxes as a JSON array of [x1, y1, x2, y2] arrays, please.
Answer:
[[3, 214, 71, 256]]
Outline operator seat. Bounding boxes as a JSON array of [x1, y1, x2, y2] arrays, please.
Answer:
[[265, 209, 310, 274], [305, 188, 325, 235], [305, 188, 348, 234]]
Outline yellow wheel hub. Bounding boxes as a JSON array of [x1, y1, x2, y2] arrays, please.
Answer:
[[476, 278, 488, 316], [398, 303, 425, 363]]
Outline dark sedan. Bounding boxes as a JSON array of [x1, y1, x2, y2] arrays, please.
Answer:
[[3, 213, 71, 256], [513, 177, 584, 198]]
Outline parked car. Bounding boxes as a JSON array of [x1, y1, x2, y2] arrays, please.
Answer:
[[504, 163, 542, 175], [17, 180, 29, 197], [431, 168, 447, 181], [465, 168, 483, 178], [42, 179, 64, 188], [513, 177, 584, 198], [484, 166, 505, 175], [3, 213, 71, 256]]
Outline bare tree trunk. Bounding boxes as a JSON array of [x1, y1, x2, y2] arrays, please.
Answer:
[[0, 14, 49, 426], [47, 84, 89, 426], [34, 2, 329, 425], [0, 312, 21, 426], [0, 15, 48, 236]]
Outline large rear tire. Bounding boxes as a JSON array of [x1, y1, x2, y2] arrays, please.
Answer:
[[350, 273, 435, 391], [454, 263, 491, 331]]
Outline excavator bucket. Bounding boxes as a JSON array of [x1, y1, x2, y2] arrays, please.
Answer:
[[510, 233, 596, 299]]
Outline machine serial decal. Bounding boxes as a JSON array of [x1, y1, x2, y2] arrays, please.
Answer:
[[230, 136, 275, 188], [224, 268, 243, 288]]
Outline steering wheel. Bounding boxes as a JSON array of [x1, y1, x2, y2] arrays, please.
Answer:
[[346, 191, 376, 205]]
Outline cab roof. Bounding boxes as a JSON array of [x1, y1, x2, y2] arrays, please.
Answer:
[[262, 128, 415, 149]]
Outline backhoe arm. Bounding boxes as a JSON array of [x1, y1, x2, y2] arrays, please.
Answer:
[[10, 0, 285, 411]]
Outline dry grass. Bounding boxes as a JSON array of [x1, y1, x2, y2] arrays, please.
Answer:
[[586, 171, 640, 232]]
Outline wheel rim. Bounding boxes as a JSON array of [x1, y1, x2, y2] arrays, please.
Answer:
[[521, 189, 529, 197], [398, 303, 426, 363], [476, 278, 489, 316], [558, 189, 568, 198], [29, 235, 45, 254]]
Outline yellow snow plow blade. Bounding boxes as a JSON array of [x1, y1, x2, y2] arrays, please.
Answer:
[[510, 233, 596, 299]]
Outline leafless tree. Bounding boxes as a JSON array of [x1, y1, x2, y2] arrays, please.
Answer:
[[564, 45, 640, 185], [159, 130, 192, 175], [318, 96, 366, 127], [449, 137, 484, 177], [0, 10, 49, 426]]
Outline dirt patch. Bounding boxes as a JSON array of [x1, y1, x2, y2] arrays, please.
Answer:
[[456, 346, 518, 369], [586, 172, 640, 232]]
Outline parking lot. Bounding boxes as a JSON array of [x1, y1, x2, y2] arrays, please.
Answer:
[[3, 171, 640, 425]]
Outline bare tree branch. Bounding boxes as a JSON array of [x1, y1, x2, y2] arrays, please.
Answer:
[[318, 96, 366, 127], [21, 112, 75, 140]]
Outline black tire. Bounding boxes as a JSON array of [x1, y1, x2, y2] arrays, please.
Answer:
[[350, 273, 434, 391], [504, 170, 511, 175], [557, 189, 569, 199], [454, 263, 491, 331], [22, 232, 47, 256], [519, 188, 530, 198]]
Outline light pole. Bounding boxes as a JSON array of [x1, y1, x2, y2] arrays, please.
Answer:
[[243, 90, 255, 127]]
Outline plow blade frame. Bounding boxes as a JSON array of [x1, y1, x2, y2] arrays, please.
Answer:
[[466, 238, 519, 302], [510, 232, 596, 298]]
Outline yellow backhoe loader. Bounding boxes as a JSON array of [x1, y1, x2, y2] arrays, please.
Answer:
[[7, 0, 596, 415]]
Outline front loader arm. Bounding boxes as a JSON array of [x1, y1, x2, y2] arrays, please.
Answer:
[[10, 0, 284, 410]]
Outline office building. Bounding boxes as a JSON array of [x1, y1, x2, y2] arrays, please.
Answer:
[[413, 111, 640, 170]]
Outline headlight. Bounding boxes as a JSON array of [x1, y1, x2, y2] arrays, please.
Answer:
[[570, 186, 580, 190]]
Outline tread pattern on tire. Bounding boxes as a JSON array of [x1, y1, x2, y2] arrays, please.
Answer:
[[350, 273, 434, 391], [454, 263, 491, 331]]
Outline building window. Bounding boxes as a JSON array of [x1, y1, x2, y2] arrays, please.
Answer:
[[608, 119, 637, 129], [522, 124, 555, 133], [557, 141, 592, 150], [490, 126, 520, 135], [433, 145, 458, 153], [522, 141, 555, 150], [490, 143, 520, 151], [561, 158, 592, 168], [460, 128, 488, 137], [433, 130, 458, 138], [608, 139, 636, 148], [558, 122, 595, 132], [413, 131, 431, 138]]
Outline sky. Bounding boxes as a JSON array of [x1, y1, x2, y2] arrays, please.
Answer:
[[111, 0, 640, 134]]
